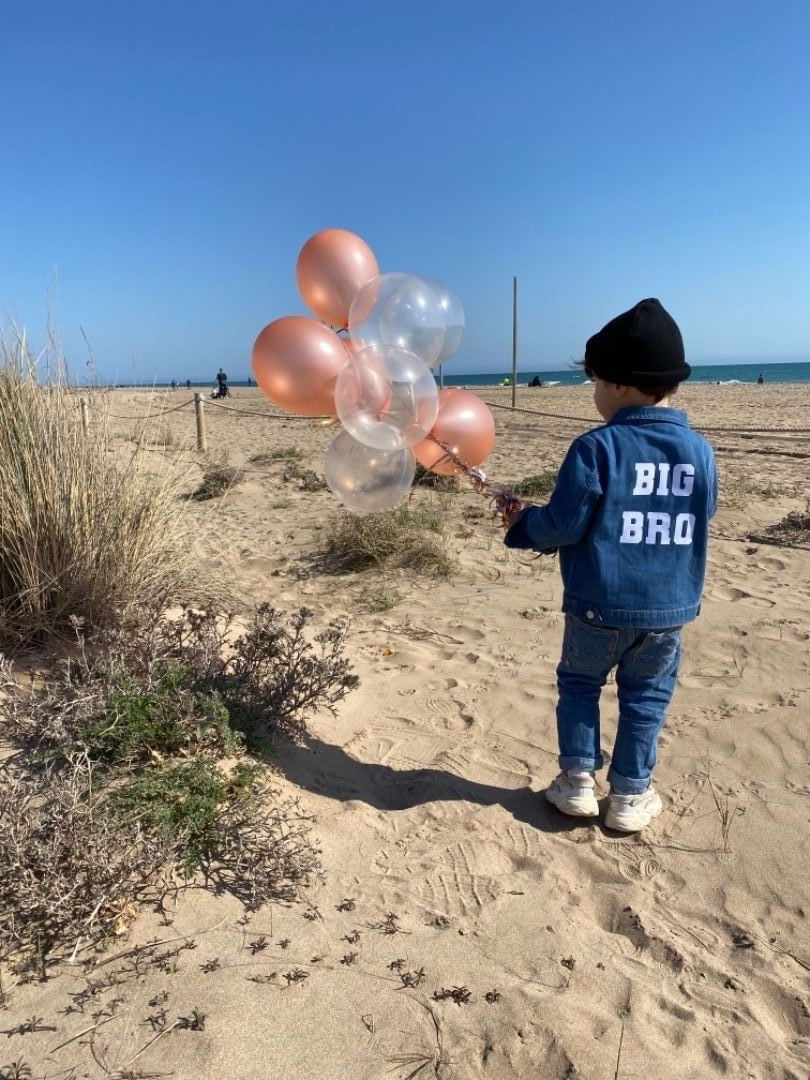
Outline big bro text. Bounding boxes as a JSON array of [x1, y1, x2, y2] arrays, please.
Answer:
[[620, 463, 696, 546]]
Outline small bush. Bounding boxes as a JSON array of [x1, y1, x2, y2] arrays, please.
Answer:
[[167, 605, 359, 745], [0, 755, 318, 967], [0, 759, 167, 967], [512, 471, 558, 499], [749, 509, 810, 548], [192, 463, 243, 500], [0, 602, 357, 968], [325, 507, 455, 576], [282, 462, 327, 491], [413, 462, 458, 491], [73, 664, 239, 766], [109, 759, 261, 877]]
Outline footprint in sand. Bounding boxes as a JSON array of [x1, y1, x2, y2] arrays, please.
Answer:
[[756, 556, 788, 571], [708, 585, 775, 608], [616, 853, 664, 883], [611, 905, 685, 972]]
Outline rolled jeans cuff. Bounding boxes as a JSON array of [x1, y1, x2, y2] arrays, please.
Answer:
[[607, 766, 650, 795], [560, 754, 603, 773]]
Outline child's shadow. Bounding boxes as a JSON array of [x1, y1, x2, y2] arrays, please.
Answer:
[[274, 734, 583, 835]]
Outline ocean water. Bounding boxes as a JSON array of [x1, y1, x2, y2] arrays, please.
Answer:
[[114, 360, 810, 390], [439, 360, 810, 388]]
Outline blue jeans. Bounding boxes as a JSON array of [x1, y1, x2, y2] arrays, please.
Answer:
[[556, 615, 681, 795]]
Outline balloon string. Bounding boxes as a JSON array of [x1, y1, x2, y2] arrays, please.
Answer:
[[426, 435, 525, 522]]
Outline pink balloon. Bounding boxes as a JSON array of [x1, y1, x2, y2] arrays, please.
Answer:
[[296, 229, 380, 328], [252, 316, 348, 416], [413, 388, 496, 476]]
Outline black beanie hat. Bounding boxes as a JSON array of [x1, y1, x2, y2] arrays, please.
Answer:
[[584, 298, 691, 389]]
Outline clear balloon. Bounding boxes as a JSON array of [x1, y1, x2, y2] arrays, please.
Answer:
[[325, 429, 416, 513], [349, 273, 447, 368], [423, 278, 465, 366], [296, 229, 379, 328], [335, 345, 439, 451], [341, 335, 364, 357], [252, 316, 348, 416], [413, 388, 496, 475]]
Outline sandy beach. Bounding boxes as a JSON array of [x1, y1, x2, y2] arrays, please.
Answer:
[[4, 381, 809, 1079]]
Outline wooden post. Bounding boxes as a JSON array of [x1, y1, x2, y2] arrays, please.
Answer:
[[511, 275, 518, 409], [194, 392, 207, 451], [80, 397, 89, 435], [439, 364, 444, 390]]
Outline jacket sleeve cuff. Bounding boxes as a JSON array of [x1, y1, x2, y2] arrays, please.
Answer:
[[504, 507, 557, 553]]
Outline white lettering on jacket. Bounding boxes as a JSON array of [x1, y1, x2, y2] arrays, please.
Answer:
[[633, 462, 695, 496], [623, 460, 699, 546], [620, 511, 696, 545]]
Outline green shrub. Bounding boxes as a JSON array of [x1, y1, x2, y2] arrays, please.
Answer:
[[109, 759, 261, 876], [75, 663, 239, 766], [1, 602, 357, 968]]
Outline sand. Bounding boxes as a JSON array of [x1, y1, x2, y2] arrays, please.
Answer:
[[3, 382, 809, 1079]]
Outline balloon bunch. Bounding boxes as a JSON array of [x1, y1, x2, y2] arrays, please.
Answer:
[[251, 229, 497, 513]]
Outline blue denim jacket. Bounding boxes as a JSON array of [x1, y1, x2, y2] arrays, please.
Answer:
[[504, 406, 718, 628]]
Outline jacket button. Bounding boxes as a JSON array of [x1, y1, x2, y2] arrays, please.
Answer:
[[585, 610, 595, 620]]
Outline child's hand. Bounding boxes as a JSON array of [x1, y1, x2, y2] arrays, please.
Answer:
[[493, 491, 527, 528]]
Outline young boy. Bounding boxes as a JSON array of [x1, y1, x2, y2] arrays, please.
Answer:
[[503, 299, 717, 832]]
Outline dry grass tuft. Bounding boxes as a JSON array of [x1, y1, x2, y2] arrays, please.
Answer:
[[511, 471, 558, 499], [192, 462, 244, 500], [0, 331, 192, 645], [325, 507, 456, 577], [721, 472, 782, 508], [412, 463, 459, 491], [749, 508, 810, 547]]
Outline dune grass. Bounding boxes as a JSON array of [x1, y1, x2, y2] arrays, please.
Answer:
[[325, 506, 456, 576], [0, 331, 192, 644]]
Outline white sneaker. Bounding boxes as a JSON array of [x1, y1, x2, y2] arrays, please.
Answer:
[[605, 787, 663, 832], [545, 770, 599, 817]]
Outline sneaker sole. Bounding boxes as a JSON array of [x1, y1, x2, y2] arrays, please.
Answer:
[[545, 790, 600, 817]]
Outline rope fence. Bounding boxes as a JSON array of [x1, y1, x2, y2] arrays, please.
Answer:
[[483, 399, 810, 436], [74, 391, 810, 457]]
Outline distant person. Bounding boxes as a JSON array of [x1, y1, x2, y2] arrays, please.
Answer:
[[186, 378, 191, 389], [170, 379, 177, 390], [501, 299, 717, 832], [757, 373, 764, 385], [213, 367, 229, 398], [247, 375, 252, 387], [529, 375, 543, 388]]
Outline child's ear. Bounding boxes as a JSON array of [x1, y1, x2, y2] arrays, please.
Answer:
[[614, 383, 630, 397]]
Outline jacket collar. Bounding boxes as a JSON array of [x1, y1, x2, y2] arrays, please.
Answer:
[[608, 405, 689, 427]]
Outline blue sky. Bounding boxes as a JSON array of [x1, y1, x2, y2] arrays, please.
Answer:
[[1, 0, 808, 381]]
